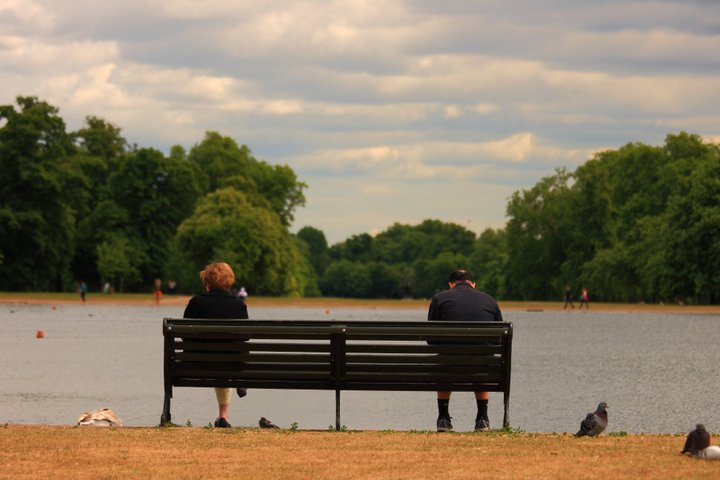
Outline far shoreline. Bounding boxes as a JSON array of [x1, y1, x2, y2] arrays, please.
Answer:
[[1, 292, 719, 314]]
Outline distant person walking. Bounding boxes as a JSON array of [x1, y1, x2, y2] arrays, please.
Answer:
[[154, 278, 163, 306], [579, 288, 589, 310], [563, 286, 575, 310], [237, 287, 248, 300], [80, 282, 87, 304]]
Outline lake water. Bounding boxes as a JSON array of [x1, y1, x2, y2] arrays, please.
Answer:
[[1, 302, 718, 433]]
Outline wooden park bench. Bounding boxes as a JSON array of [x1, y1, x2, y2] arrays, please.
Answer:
[[161, 318, 513, 430]]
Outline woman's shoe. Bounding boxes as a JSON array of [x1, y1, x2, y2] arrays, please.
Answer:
[[214, 417, 232, 428]]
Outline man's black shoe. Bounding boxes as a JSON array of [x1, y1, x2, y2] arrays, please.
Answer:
[[437, 416, 453, 432], [474, 418, 490, 432]]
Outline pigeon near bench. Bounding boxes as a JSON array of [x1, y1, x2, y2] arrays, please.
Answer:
[[682, 423, 710, 456], [575, 402, 609, 437]]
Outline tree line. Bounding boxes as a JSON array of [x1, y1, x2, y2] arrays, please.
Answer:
[[299, 132, 720, 304], [0, 96, 308, 295], [1, 96, 718, 303]]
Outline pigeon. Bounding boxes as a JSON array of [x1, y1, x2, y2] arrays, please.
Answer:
[[77, 408, 122, 427], [682, 424, 711, 456], [575, 402, 609, 437], [259, 416, 279, 429]]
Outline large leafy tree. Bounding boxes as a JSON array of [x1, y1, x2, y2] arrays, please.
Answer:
[[106, 147, 203, 288], [319, 259, 372, 298], [171, 187, 307, 296], [504, 169, 575, 300], [0, 96, 86, 290], [651, 134, 720, 303], [371, 220, 476, 265], [412, 251, 471, 298], [296, 226, 331, 277], [96, 235, 142, 292], [503, 132, 720, 304], [322, 220, 478, 298], [187, 131, 306, 226], [470, 228, 508, 299], [71, 116, 129, 285], [329, 233, 374, 262]]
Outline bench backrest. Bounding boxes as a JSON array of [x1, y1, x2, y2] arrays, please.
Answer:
[[163, 318, 513, 393]]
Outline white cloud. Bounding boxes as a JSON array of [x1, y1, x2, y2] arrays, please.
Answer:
[[1, 0, 719, 243], [443, 105, 462, 119], [287, 133, 586, 185], [0, 0, 55, 33], [470, 103, 497, 115]]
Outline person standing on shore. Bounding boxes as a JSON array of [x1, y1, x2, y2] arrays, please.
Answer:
[[79, 282, 87, 304], [183, 262, 249, 428], [237, 287, 248, 300], [154, 278, 163, 306], [579, 287, 589, 310], [563, 286, 575, 310], [427, 269, 503, 432]]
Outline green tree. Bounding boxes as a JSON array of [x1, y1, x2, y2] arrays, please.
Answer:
[[413, 251, 470, 298], [319, 259, 372, 298], [107, 147, 202, 288], [188, 131, 306, 226], [329, 233, 374, 262], [653, 137, 720, 303], [290, 234, 322, 297], [172, 187, 306, 296], [71, 116, 129, 285], [73, 116, 128, 161], [297, 226, 331, 277], [367, 262, 403, 298], [0, 96, 84, 290], [96, 235, 142, 292], [470, 228, 508, 299], [505, 169, 575, 300], [371, 220, 476, 265]]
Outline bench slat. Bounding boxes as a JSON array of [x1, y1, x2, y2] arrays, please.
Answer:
[[345, 344, 502, 355], [172, 368, 332, 380], [346, 354, 503, 366]]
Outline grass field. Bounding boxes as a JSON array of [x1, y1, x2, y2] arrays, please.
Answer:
[[1, 425, 718, 479]]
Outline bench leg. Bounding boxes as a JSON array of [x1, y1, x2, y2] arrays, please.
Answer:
[[335, 390, 341, 431], [503, 391, 509, 429], [161, 393, 172, 426]]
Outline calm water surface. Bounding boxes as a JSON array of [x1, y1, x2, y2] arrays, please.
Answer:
[[1, 302, 718, 433]]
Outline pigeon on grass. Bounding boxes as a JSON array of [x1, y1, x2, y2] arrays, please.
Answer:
[[259, 416, 280, 428], [681, 424, 720, 459], [575, 402, 609, 437], [682, 424, 710, 456]]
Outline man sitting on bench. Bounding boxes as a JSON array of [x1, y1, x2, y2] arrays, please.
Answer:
[[427, 269, 504, 432]]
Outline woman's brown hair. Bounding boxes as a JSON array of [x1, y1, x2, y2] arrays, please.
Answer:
[[199, 262, 235, 291]]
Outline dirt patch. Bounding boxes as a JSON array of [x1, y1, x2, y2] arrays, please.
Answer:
[[1, 293, 718, 314]]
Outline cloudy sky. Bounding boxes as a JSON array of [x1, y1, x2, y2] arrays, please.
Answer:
[[2, 1, 719, 243]]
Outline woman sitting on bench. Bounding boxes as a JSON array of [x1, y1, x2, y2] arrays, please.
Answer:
[[183, 261, 248, 428]]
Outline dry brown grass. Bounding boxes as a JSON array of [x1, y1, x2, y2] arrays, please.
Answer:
[[1, 426, 718, 480]]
